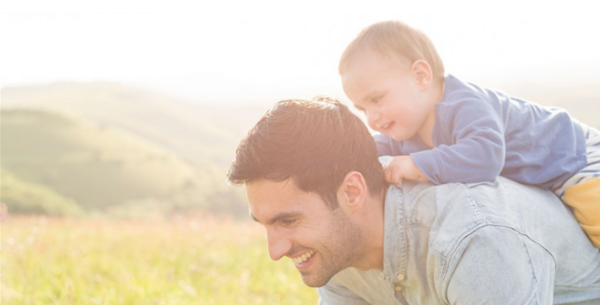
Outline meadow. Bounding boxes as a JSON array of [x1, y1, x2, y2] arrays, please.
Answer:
[[0, 216, 319, 305]]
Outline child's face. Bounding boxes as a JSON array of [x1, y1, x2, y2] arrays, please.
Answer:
[[341, 50, 434, 142]]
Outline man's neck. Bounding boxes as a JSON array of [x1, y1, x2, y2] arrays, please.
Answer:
[[353, 188, 386, 270]]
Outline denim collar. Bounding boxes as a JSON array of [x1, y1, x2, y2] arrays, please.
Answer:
[[381, 184, 408, 283]]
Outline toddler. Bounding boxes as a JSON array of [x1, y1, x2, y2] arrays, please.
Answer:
[[339, 20, 600, 247]]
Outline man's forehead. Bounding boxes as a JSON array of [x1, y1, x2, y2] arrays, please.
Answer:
[[246, 179, 297, 212], [245, 179, 298, 200]]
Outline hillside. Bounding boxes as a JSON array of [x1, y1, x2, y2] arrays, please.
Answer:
[[1, 109, 204, 211], [1, 83, 266, 217], [1, 170, 83, 216], [1, 83, 266, 169]]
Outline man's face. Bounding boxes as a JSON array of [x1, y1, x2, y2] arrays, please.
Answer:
[[246, 179, 364, 287]]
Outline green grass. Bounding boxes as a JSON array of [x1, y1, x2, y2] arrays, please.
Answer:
[[1, 216, 319, 305]]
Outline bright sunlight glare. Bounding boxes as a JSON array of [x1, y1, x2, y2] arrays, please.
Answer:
[[2, 1, 599, 105]]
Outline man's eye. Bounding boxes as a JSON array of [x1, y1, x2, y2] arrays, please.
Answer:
[[281, 219, 297, 226], [372, 97, 381, 104]]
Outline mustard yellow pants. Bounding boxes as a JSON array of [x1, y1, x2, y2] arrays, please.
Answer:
[[553, 124, 600, 248], [564, 177, 600, 248]]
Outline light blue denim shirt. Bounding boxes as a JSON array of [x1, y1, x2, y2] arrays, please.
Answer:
[[318, 177, 600, 304]]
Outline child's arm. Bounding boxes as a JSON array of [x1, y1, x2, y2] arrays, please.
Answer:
[[374, 133, 428, 183], [373, 97, 505, 185], [411, 98, 505, 184], [383, 155, 429, 183]]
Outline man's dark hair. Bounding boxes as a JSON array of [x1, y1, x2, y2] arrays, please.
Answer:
[[227, 97, 385, 209]]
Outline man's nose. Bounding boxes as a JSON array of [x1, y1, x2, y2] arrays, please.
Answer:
[[267, 228, 292, 261]]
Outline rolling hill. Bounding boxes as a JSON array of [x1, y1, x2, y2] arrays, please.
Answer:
[[1, 83, 266, 169], [1, 83, 264, 217], [1, 108, 202, 210]]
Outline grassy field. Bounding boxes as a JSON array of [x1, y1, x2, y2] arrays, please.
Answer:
[[0, 216, 319, 305]]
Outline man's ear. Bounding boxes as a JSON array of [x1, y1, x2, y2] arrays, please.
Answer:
[[338, 171, 367, 215], [410, 59, 433, 91]]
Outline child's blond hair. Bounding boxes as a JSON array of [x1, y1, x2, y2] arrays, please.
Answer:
[[339, 20, 445, 84]]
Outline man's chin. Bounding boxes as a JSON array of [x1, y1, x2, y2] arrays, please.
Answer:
[[300, 273, 333, 288]]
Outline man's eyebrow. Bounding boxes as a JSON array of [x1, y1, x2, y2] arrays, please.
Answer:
[[250, 211, 302, 225]]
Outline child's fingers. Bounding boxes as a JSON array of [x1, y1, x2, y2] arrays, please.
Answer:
[[384, 165, 403, 184], [383, 165, 392, 182], [383, 166, 393, 183]]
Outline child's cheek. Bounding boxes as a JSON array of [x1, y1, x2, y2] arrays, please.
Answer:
[[367, 120, 378, 131]]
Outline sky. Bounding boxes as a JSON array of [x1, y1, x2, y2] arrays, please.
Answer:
[[2, 0, 599, 105]]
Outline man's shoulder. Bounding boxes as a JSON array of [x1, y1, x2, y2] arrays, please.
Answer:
[[407, 176, 587, 258], [400, 178, 559, 257], [400, 180, 484, 256]]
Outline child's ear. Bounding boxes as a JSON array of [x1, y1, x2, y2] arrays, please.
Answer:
[[410, 60, 433, 90], [339, 171, 367, 214]]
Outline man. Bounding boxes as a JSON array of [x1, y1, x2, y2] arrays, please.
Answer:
[[228, 97, 600, 304]]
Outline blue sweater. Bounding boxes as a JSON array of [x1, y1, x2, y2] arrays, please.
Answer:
[[375, 75, 587, 189]]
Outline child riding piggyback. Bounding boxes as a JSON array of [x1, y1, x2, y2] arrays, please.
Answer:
[[339, 20, 600, 247]]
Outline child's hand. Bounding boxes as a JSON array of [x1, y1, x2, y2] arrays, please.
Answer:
[[383, 156, 428, 184]]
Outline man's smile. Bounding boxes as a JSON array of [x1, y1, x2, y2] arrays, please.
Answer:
[[291, 249, 316, 267]]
